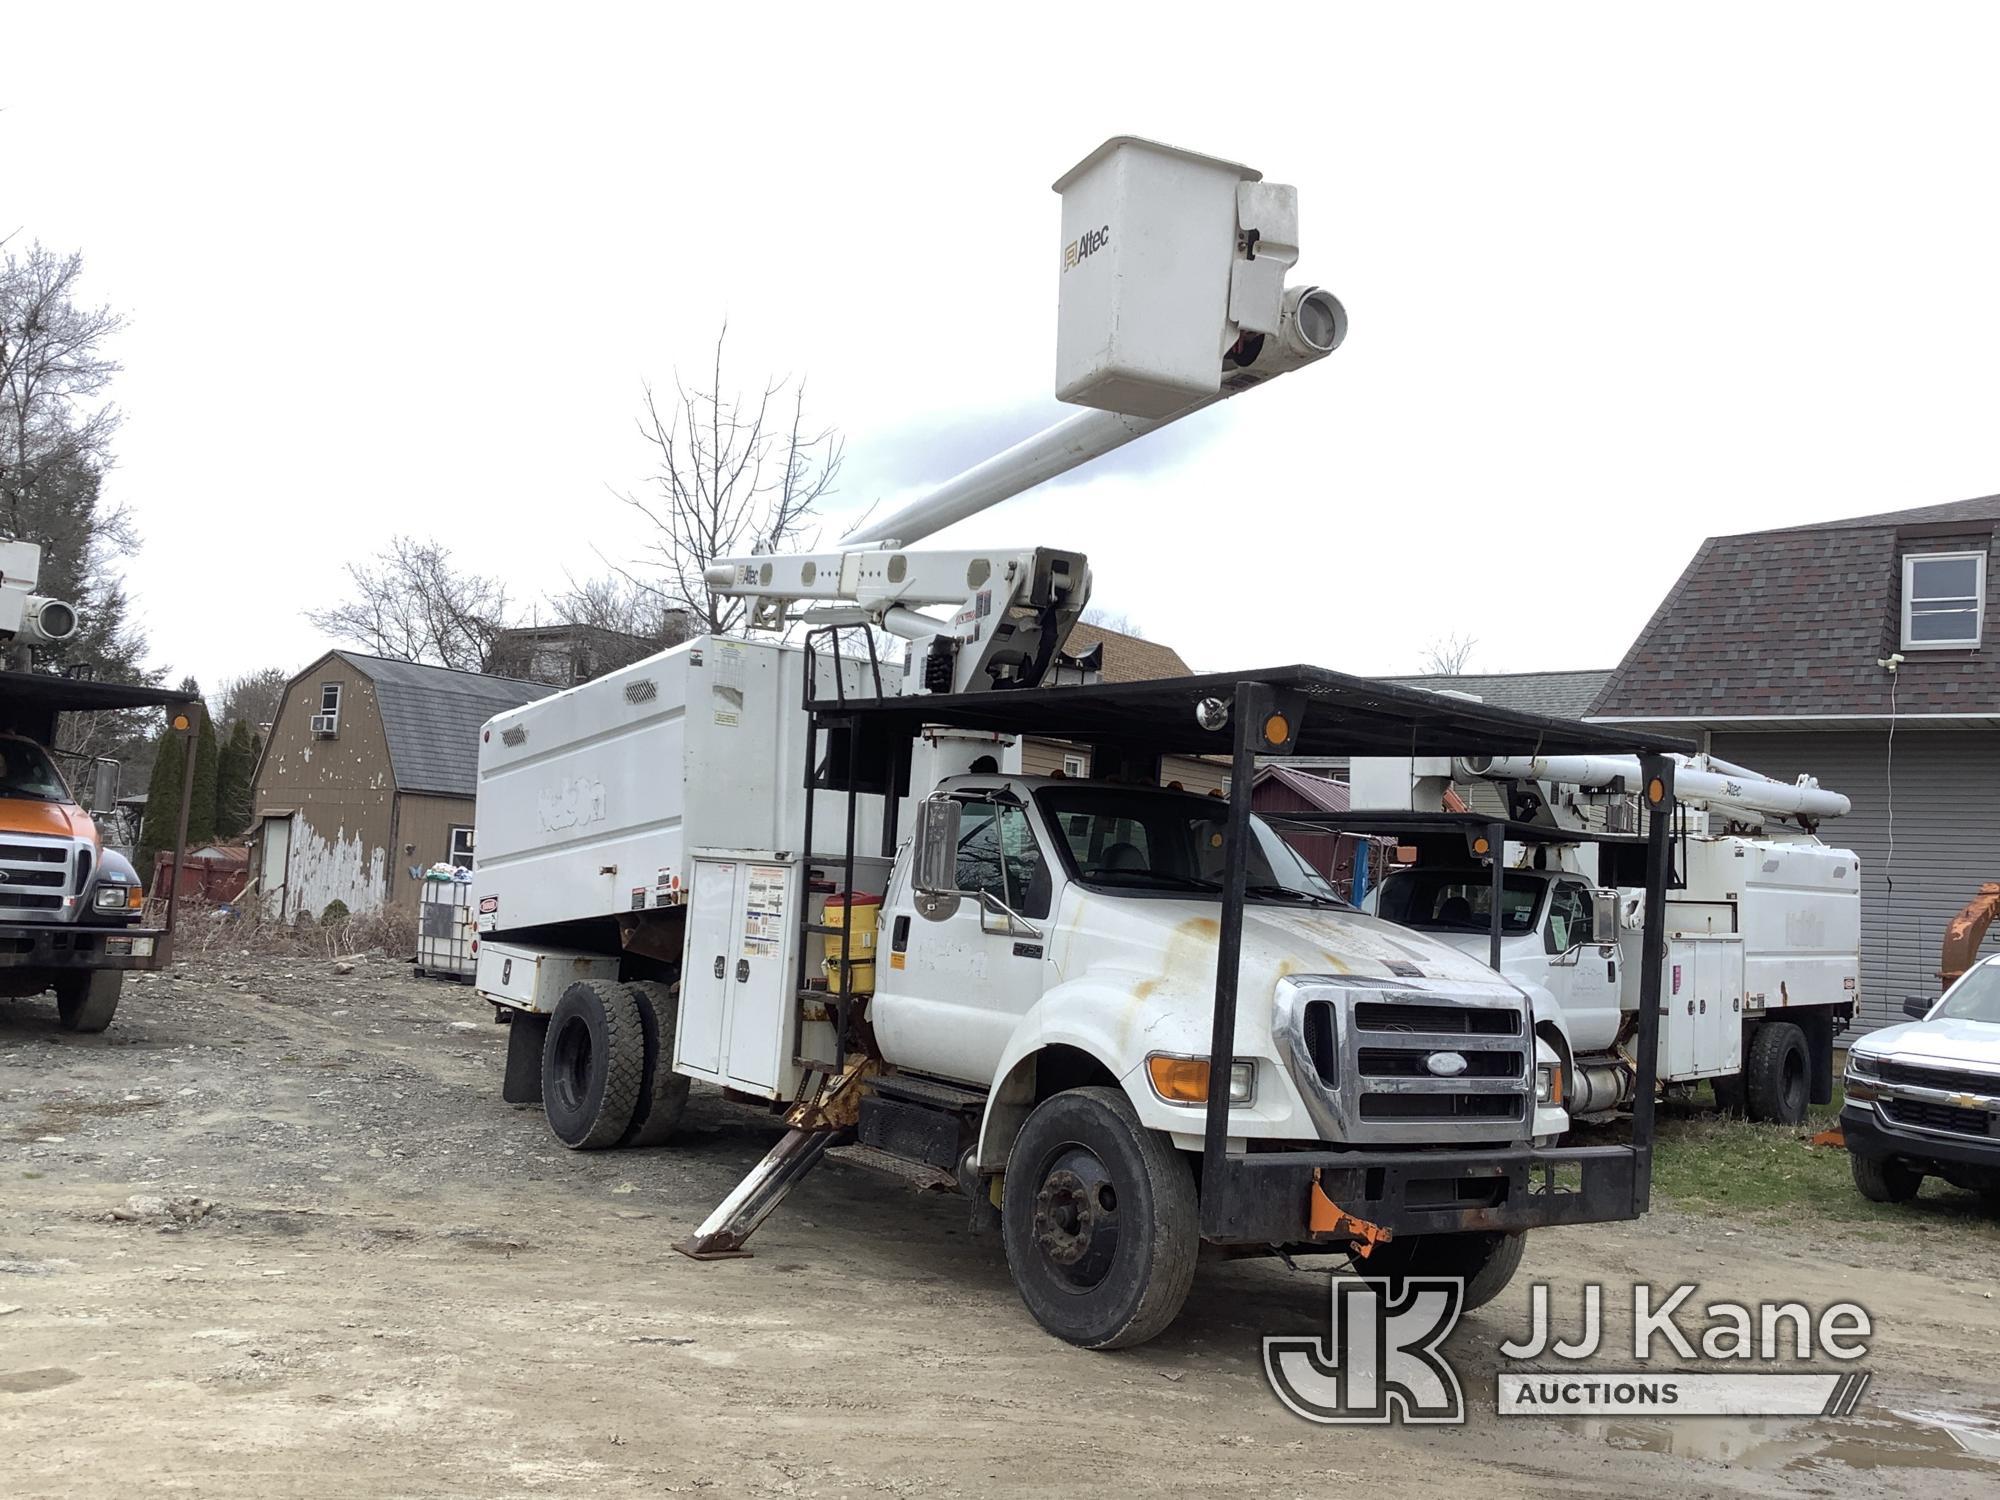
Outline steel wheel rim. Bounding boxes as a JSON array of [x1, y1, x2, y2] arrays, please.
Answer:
[[1031, 1142, 1122, 1292], [553, 1016, 593, 1112]]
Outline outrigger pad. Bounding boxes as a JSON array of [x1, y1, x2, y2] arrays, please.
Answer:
[[670, 1127, 839, 1263]]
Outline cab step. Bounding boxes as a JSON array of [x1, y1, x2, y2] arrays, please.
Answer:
[[869, 1073, 989, 1112], [825, 1142, 958, 1192]]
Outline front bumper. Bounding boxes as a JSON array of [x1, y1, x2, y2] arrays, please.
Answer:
[[1199, 1140, 1646, 1244], [1841, 1102, 2000, 1172], [0, 922, 168, 971]]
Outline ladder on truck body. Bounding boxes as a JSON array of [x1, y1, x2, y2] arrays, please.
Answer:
[[673, 626, 905, 1259]]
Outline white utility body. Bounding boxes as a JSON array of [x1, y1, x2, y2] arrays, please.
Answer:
[[466, 136, 1674, 1352], [1354, 748, 1860, 1123]]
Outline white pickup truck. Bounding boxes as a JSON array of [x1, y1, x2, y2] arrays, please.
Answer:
[[1843, 956, 2000, 1207]]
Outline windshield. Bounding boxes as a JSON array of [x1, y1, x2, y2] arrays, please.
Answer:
[[0, 738, 72, 803], [1375, 869, 1545, 934], [1934, 962, 2000, 1025], [1035, 787, 1341, 904]]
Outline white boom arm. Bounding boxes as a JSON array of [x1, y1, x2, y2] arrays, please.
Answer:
[[0, 538, 78, 664], [705, 137, 1346, 697], [1463, 752, 1851, 823]]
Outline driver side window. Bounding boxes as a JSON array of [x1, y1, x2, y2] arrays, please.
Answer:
[[956, 802, 1051, 918], [1545, 882, 1591, 954]]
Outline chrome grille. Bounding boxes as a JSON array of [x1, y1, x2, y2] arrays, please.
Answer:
[[1278, 975, 1533, 1146], [0, 832, 82, 923]]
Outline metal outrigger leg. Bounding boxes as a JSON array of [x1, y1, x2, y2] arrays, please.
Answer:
[[672, 1052, 881, 1261], [671, 1127, 842, 1260]]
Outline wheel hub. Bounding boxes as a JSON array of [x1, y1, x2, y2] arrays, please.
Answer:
[[1031, 1147, 1120, 1288]]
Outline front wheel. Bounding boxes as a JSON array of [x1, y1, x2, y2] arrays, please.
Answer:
[[1358, 1230, 1526, 1312], [1849, 1152, 1923, 1203], [55, 970, 123, 1033], [1001, 1086, 1197, 1350]]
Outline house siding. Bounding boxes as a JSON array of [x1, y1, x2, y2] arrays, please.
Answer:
[[1709, 729, 2000, 1034], [250, 657, 398, 918], [391, 792, 479, 910]]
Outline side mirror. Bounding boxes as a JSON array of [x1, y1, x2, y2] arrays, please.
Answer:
[[1590, 888, 1619, 946], [912, 796, 962, 920], [1903, 996, 1933, 1020]]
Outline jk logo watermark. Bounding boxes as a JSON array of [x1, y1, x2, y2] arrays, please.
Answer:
[[1264, 1278, 1466, 1424], [1265, 1279, 1873, 1426]]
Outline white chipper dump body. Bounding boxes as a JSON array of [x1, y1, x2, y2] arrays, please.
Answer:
[[466, 136, 1691, 1352]]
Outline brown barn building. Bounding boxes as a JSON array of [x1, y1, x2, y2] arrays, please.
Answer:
[[248, 652, 546, 920]]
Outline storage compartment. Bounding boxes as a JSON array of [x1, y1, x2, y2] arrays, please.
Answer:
[[474, 940, 621, 1014], [1660, 935, 1744, 1080], [1052, 137, 1258, 418], [674, 853, 890, 1100]]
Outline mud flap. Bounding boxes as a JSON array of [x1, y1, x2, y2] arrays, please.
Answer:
[[502, 1013, 549, 1104]]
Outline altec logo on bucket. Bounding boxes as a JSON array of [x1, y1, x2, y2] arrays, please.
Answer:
[[1265, 1280, 1874, 1425], [1062, 225, 1110, 271]]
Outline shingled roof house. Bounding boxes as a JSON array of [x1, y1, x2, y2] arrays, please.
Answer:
[[249, 652, 547, 920], [1591, 493, 2000, 1031]]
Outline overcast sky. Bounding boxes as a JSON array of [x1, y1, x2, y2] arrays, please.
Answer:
[[9, 4, 1999, 693]]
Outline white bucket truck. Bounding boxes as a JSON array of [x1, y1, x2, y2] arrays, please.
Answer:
[[468, 138, 1692, 1350], [1353, 749, 1861, 1125]]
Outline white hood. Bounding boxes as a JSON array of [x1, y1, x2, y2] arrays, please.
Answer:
[[1857, 1017, 2000, 1072]]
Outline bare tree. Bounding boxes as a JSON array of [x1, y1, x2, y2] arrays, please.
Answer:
[[306, 536, 512, 671], [215, 667, 291, 733], [616, 325, 843, 635], [2, 242, 155, 767], [1419, 632, 1478, 675], [1080, 606, 1146, 639]]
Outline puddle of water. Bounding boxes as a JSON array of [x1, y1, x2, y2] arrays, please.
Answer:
[[1591, 1406, 2000, 1473]]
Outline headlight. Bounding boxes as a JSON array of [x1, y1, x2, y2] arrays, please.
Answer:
[[94, 884, 135, 911], [1846, 1050, 1880, 1078], [1145, 1053, 1255, 1106], [1535, 1063, 1562, 1105]]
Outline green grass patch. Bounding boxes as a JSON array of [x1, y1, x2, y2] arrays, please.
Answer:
[[1646, 1085, 2000, 1238]]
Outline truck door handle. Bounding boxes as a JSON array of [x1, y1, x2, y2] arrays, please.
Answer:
[[735, 959, 750, 983], [713, 955, 726, 979]]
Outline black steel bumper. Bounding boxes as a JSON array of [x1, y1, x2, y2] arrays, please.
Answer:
[[1842, 1103, 2000, 1173], [0, 921, 167, 971], [1200, 1142, 1645, 1244]]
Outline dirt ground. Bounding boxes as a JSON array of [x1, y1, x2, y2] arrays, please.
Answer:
[[3, 952, 1997, 1499]]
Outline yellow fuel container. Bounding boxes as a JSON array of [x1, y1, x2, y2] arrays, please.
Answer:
[[820, 891, 882, 994]]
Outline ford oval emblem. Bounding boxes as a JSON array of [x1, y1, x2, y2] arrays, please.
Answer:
[[1425, 1051, 1469, 1078]]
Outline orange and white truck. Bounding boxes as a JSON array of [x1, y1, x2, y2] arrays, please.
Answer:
[[1, 537, 197, 1032]]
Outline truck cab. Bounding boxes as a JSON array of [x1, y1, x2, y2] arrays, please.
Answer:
[[0, 730, 152, 1030], [876, 777, 1569, 1160], [1369, 862, 1624, 1078]]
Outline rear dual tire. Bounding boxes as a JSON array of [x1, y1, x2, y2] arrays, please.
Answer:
[[539, 979, 689, 1150], [542, 981, 646, 1150]]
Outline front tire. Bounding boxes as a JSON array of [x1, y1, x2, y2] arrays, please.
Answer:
[[541, 981, 645, 1150], [1850, 1152, 1922, 1203], [55, 970, 123, 1034], [1359, 1230, 1526, 1312], [1001, 1086, 1197, 1350], [1744, 1021, 1809, 1125]]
